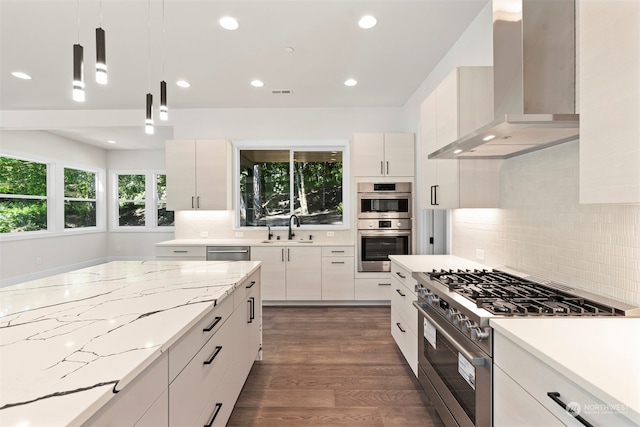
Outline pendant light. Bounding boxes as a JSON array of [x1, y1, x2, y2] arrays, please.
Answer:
[[72, 0, 85, 102], [95, 0, 107, 84], [145, 0, 154, 135], [159, 0, 168, 121]]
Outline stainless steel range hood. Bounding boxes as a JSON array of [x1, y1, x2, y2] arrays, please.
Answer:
[[430, 0, 579, 159]]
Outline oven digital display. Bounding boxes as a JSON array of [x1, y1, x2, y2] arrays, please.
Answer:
[[439, 300, 449, 311], [373, 183, 396, 191], [378, 220, 392, 228]]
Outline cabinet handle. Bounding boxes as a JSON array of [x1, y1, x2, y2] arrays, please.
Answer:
[[203, 316, 222, 332], [378, 283, 391, 286], [204, 403, 223, 427], [246, 280, 256, 289], [331, 261, 345, 264], [331, 250, 345, 253], [281, 248, 285, 262], [287, 248, 290, 262], [248, 297, 255, 323], [396, 322, 406, 333], [546, 392, 594, 427], [197, 196, 200, 209], [386, 161, 389, 175], [173, 250, 188, 253], [191, 196, 195, 209], [430, 185, 439, 206], [203, 346, 223, 365], [380, 161, 384, 175], [396, 289, 406, 297], [396, 271, 406, 279]]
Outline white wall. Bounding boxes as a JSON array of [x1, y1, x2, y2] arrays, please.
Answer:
[[452, 141, 640, 306], [0, 130, 109, 285]]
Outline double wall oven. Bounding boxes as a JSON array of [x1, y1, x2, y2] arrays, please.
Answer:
[[412, 268, 640, 427], [357, 183, 411, 272]]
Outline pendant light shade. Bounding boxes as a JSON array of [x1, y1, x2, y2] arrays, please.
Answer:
[[160, 80, 168, 121], [95, 27, 107, 84], [73, 44, 85, 102], [145, 93, 154, 134]]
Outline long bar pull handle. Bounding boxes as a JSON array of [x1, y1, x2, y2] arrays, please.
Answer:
[[203, 316, 222, 332], [331, 261, 345, 264], [192, 196, 195, 209], [378, 283, 391, 286], [546, 392, 594, 427], [386, 161, 389, 175], [380, 161, 384, 175], [248, 297, 255, 323], [173, 250, 188, 253], [430, 185, 439, 206], [287, 248, 290, 262], [197, 196, 200, 209], [281, 248, 285, 262], [331, 250, 345, 254], [203, 346, 222, 365], [396, 271, 406, 279], [396, 289, 406, 297], [396, 322, 406, 333], [204, 403, 223, 427], [207, 250, 249, 254], [246, 280, 256, 289]]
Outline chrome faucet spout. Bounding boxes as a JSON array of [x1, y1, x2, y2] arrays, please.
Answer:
[[288, 215, 300, 240]]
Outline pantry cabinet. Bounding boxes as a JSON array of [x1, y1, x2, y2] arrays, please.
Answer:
[[352, 133, 415, 177], [251, 245, 322, 301], [578, 0, 640, 204], [165, 139, 231, 211], [420, 67, 501, 209]]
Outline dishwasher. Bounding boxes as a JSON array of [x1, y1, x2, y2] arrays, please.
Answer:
[[206, 246, 251, 261]]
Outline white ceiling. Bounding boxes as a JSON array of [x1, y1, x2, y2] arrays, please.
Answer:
[[0, 0, 488, 149]]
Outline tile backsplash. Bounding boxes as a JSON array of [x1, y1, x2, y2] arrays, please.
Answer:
[[452, 140, 640, 305]]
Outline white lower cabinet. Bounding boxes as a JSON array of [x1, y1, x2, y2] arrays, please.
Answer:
[[321, 246, 355, 300], [494, 330, 637, 427], [390, 261, 418, 376], [155, 245, 206, 261], [354, 277, 392, 300]]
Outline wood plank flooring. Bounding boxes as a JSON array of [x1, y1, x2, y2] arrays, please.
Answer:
[[227, 306, 444, 427]]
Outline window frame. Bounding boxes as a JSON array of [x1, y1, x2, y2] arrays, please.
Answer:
[[110, 170, 175, 232], [232, 140, 350, 230], [61, 165, 100, 231]]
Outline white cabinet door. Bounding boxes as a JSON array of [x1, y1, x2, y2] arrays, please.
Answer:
[[165, 139, 230, 211], [579, 0, 640, 204], [383, 133, 415, 177], [352, 133, 385, 177], [321, 256, 355, 300], [285, 246, 322, 300], [354, 277, 392, 301], [251, 246, 286, 300]]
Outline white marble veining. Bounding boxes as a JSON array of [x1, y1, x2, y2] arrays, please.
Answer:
[[0, 260, 260, 427]]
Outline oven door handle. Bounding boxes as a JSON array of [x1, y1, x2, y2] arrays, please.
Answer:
[[413, 301, 489, 366]]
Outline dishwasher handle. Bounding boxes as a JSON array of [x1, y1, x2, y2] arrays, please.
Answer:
[[206, 246, 251, 261]]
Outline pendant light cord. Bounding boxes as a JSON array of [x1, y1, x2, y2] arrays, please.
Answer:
[[99, 0, 103, 27], [148, 0, 151, 93], [77, 0, 80, 42], [162, 0, 165, 79]]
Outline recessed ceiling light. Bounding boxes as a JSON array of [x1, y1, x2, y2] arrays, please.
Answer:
[[358, 15, 377, 29], [176, 80, 191, 88], [453, 149, 463, 154], [12, 71, 32, 80], [344, 79, 358, 87], [483, 135, 496, 141], [219, 16, 239, 30], [107, 140, 116, 144], [251, 80, 264, 88], [284, 46, 295, 53]]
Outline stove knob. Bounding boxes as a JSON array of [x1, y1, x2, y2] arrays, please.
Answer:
[[462, 319, 474, 333], [446, 308, 457, 320], [453, 313, 466, 326], [428, 294, 440, 305], [471, 327, 490, 341]]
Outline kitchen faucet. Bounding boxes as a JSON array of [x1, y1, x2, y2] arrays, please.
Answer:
[[288, 215, 300, 240], [267, 225, 273, 240]]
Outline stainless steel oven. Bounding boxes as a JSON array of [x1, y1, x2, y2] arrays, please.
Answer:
[[413, 301, 491, 427], [357, 182, 412, 272], [357, 182, 411, 219]]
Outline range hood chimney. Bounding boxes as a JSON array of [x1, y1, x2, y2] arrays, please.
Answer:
[[430, 0, 579, 159]]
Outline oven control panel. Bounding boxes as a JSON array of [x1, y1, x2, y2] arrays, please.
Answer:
[[357, 219, 411, 230]]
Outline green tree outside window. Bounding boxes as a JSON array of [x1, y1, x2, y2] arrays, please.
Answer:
[[0, 156, 48, 233]]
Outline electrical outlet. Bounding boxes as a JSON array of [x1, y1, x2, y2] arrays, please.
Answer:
[[326, 231, 335, 237], [235, 231, 244, 237], [476, 249, 485, 261], [200, 231, 209, 237]]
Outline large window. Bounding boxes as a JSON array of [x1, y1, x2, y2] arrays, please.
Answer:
[[64, 168, 97, 228], [0, 156, 48, 233], [113, 172, 174, 229], [237, 145, 346, 228]]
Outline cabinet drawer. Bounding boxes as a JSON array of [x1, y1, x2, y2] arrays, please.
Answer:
[[156, 245, 206, 259], [234, 270, 260, 309], [194, 360, 246, 427], [391, 306, 417, 376], [391, 278, 417, 336], [495, 332, 637, 427], [168, 293, 233, 382], [321, 257, 355, 300], [322, 246, 355, 257], [169, 316, 235, 427], [354, 278, 392, 300], [390, 263, 417, 295]]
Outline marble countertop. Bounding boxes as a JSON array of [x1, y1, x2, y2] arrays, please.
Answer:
[[156, 238, 354, 247], [491, 317, 640, 424], [389, 254, 491, 272], [0, 260, 260, 427]]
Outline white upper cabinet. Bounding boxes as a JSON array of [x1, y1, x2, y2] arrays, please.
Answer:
[[421, 67, 501, 209], [579, 0, 640, 204], [166, 139, 231, 211], [352, 133, 415, 177]]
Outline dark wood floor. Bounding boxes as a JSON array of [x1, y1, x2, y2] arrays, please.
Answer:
[[227, 306, 444, 427]]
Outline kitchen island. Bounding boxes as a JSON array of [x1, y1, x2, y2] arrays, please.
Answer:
[[0, 260, 261, 427]]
